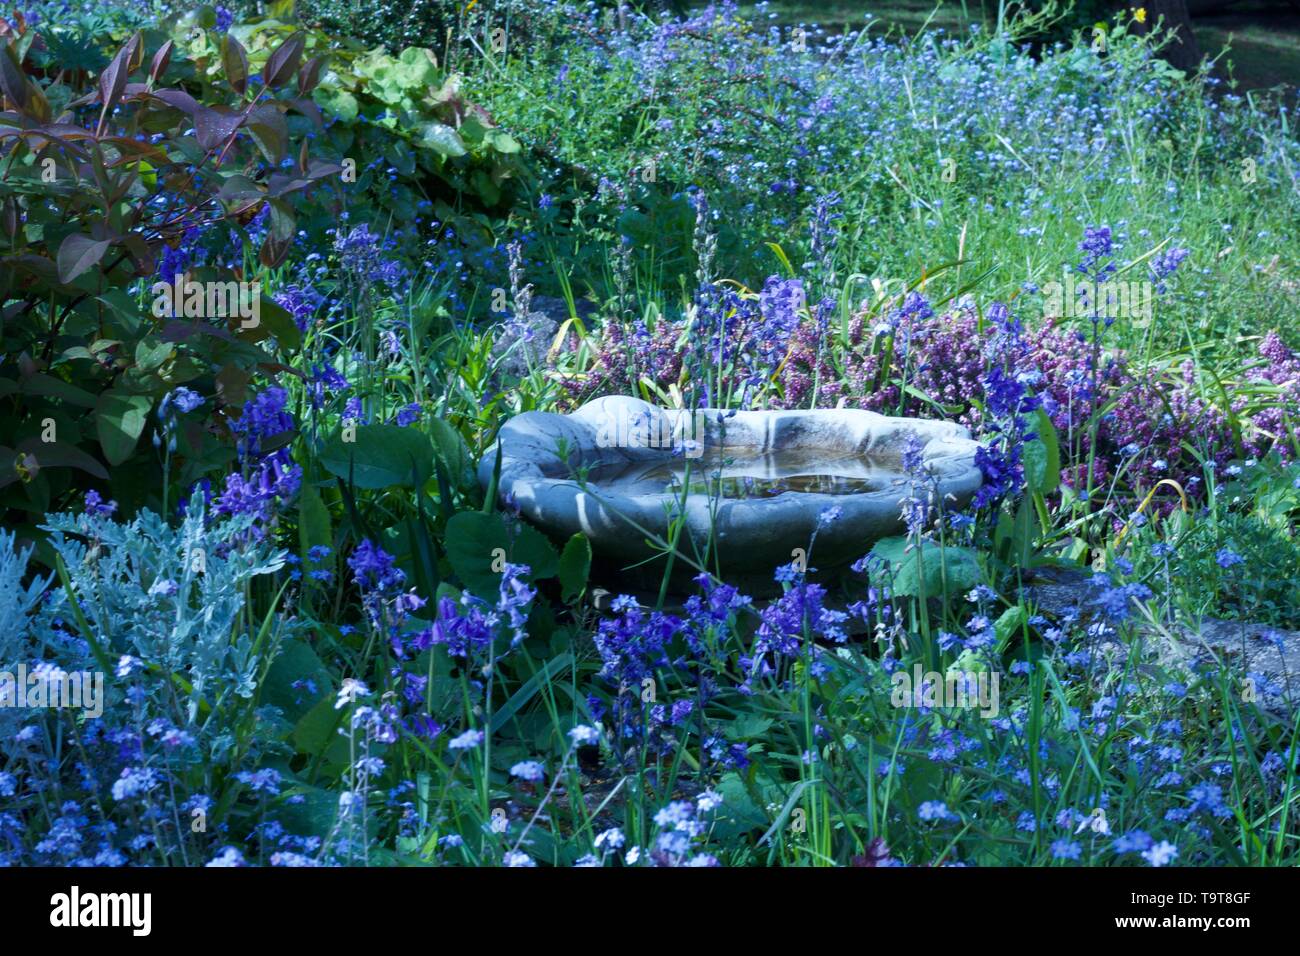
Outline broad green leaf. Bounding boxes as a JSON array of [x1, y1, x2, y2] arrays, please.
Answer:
[[868, 535, 983, 599], [320, 424, 435, 489], [426, 417, 473, 488], [56, 233, 111, 284], [445, 510, 559, 597], [291, 694, 344, 757], [1023, 408, 1060, 496], [22, 372, 97, 408], [417, 121, 466, 158], [557, 532, 591, 602], [298, 484, 333, 567], [263, 637, 333, 723], [313, 85, 358, 122], [484, 127, 520, 154], [256, 295, 302, 350], [94, 390, 152, 466]]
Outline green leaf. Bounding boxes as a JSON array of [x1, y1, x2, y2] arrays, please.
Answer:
[[18, 437, 109, 479], [22, 373, 98, 408], [94, 390, 152, 466], [320, 424, 435, 489], [417, 121, 466, 158], [868, 536, 983, 599], [256, 295, 301, 350], [484, 127, 520, 154], [946, 647, 990, 680], [262, 637, 333, 723], [275, 783, 344, 839], [557, 532, 591, 602], [728, 713, 774, 740], [426, 417, 473, 488], [298, 484, 332, 565], [292, 694, 344, 756], [712, 771, 769, 839], [56, 233, 111, 284], [313, 85, 358, 122], [1023, 408, 1060, 496], [444, 510, 559, 598], [994, 604, 1029, 653]]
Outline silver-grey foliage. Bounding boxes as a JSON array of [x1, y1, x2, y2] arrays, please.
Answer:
[[40, 505, 287, 723], [0, 528, 49, 650]]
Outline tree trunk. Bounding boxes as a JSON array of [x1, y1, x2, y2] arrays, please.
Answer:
[[1126, 1, 1203, 73]]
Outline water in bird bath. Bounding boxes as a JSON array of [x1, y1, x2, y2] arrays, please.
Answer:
[[573, 448, 903, 499]]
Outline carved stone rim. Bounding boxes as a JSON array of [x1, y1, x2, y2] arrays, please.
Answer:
[[479, 396, 983, 576]]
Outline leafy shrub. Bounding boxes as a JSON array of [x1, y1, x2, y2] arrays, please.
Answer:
[[0, 14, 334, 528]]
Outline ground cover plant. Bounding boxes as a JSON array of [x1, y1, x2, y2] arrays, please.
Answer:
[[0, 0, 1298, 868]]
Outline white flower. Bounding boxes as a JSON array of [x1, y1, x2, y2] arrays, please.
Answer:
[[334, 678, 370, 710], [503, 850, 535, 868], [30, 661, 67, 685], [449, 728, 485, 750], [568, 724, 601, 746], [509, 760, 545, 782], [1142, 840, 1178, 867], [207, 847, 246, 867], [696, 790, 724, 813], [1075, 807, 1110, 836], [116, 655, 143, 678]]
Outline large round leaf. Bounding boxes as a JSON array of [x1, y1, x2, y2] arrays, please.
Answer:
[[95, 391, 152, 467], [868, 535, 983, 599], [320, 424, 434, 489], [445, 510, 559, 598]]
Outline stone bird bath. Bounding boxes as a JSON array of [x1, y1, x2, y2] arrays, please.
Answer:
[[479, 396, 983, 594]]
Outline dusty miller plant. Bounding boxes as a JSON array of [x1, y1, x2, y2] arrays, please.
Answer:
[[41, 504, 288, 727], [0, 530, 53, 741]]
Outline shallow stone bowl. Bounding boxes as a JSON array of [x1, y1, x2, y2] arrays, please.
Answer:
[[479, 396, 983, 592]]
